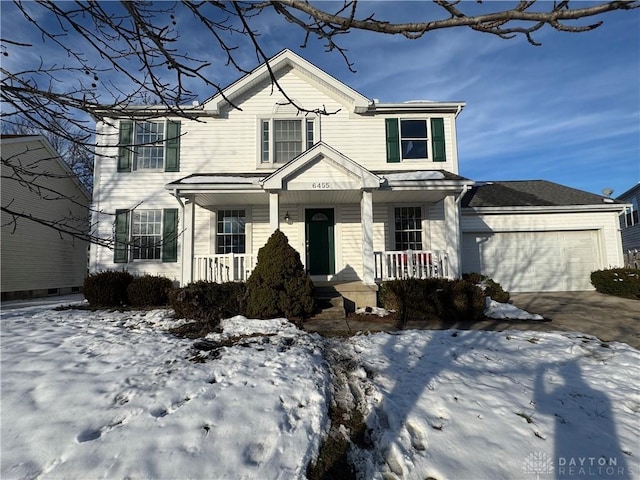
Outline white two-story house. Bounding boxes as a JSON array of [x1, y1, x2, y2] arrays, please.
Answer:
[[90, 49, 626, 305]]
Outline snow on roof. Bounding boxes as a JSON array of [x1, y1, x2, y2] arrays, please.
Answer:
[[383, 171, 446, 182], [178, 175, 262, 185]]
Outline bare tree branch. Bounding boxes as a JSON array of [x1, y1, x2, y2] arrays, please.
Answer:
[[0, 0, 636, 249]]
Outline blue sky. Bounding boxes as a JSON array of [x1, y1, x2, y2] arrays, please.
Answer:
[[3, 1, 639, 197]]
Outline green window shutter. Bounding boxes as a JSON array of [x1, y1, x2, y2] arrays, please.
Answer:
[[165, 121, 181, 172], [431, 117, 446, 162], [114, 209, 130, 263], [162, 208, 179, 263], [117, 121, 133, 172], [385, 118, 400, 163]]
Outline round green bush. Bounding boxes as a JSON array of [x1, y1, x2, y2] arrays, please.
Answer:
[[590, 268, 640, 299], [379, 277, 485, 327], [169, 281, 247, 322], [127, 275, 174, 307], [83, 270, 133, 307]]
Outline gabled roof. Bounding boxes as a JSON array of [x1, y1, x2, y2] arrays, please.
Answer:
[[616, 183, 640, 201], [261, 142, 382, 190], [1, 135, 91, 200], [461, 180, 621, 209], [203, 49, 372, 114]]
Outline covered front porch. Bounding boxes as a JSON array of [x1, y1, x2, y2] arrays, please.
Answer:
[[165, 143, 471, 307], [191, 249, 450, 284]]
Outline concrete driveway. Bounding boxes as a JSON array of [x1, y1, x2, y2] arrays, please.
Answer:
[[509, 291, 639, 349], [306, 291, 639, 349]]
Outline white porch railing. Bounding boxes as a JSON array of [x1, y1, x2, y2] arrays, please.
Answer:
[[193, 254, 255, 283], [374, 250, 449, 281]]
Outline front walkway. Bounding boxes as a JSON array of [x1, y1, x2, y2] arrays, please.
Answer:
[[304, 291, 640, 349]]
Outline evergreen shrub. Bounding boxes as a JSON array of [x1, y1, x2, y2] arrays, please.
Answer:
[[127, 275, 174, 307], [83, 270, 133, 307], [379, 277, 485, 326], [590, 268, 640, 299], [462, 272, 510, 303], [245, 230, 315, 321], [169, 281, 247, 323]]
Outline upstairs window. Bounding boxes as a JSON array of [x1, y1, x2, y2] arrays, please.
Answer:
[[394, 206, 422, 251], [134, 122, 164, 170], [261, 118, 315, 165], [118, 120, 181, 173], [385, 117, 446, 163], [400, 120, 428, 159]]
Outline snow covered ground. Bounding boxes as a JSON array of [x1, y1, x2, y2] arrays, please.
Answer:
[[1, 298, 638, 479]]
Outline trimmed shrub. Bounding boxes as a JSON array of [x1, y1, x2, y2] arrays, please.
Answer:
[[590, 268, 640, 299], [462, 272, 510, 303], [83, 270, 133, 307], [245, 230, 315, 321], [379, 278, 485, 326], [169, 281, 247, 323], [127, 275, 174, 307]]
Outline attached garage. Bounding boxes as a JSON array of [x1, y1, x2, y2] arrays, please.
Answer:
[[462, 230, 601, 292], [460, 181, 626, 293]]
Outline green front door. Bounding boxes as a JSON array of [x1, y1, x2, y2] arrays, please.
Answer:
[[306, 208, 335, 275]]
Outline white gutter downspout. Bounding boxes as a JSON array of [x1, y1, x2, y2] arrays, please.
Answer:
[[454, 104, 463, 118], [170, 188, 185, 208], [455, 184, 472, 204]]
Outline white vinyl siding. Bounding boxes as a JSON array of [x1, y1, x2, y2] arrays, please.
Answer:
[[1, 138, 89, 295]]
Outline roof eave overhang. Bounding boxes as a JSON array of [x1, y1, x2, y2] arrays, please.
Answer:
[[462, 204, 627, 214], [370, 102, 466, 115], [383, 179, 474, 191]]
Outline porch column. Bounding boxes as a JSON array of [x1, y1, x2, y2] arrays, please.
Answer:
[[182, 197, 195, 286], [361, 189, 375, 284], [444, 195, 461, 278], [269, 191, 280, 233]]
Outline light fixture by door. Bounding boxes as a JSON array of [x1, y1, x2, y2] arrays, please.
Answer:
[[284, 211, 291, 223]]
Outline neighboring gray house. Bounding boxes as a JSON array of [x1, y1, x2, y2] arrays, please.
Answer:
[[1, 135, 91, 300], [461, 181, 625, 292], [617, 183, 640, 268]]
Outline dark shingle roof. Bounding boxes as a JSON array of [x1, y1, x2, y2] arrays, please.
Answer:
[[461, 180, 619, 208]]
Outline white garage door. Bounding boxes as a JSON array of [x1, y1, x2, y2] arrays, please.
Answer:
[[462, 230, 601, 292]]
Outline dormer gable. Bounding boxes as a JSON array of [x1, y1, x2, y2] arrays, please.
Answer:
[[203, 49, 372, 115]]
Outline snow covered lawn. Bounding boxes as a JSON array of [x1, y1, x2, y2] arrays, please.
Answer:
[[1, 299, 638, 479]]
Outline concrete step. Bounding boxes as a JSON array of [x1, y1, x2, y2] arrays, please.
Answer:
[[312, 287, 346, 320]]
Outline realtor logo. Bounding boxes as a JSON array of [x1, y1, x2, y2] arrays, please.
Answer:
[[523, 451, 554, 479]]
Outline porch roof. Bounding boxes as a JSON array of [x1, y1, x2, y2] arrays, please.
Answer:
[[166, 162, 473, 206]]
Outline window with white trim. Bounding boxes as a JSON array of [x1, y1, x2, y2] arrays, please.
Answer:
[[118, 120, 180, 173], [131, 209, 163, 260], [394, 206, 423, 250], [217, 209, 246, 254], [625, 197, 639, 227], [260, 118, 315, 165], [400, 120, 428, 160], [134, 121, 164, 170]]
